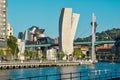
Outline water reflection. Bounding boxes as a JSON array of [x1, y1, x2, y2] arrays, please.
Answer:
[[0, 62, 120, 80], [0, 69, 11, 80], [60, 66, 78, 80], [60, 66, 77, 73]]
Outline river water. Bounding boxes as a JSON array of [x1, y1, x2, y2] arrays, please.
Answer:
[[0, 62, 120, 80]]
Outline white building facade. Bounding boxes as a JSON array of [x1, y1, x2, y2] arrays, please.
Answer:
[[17, 39, 25, 54], [0, 0, 7, 48], [46, 48, 57, 60], [59, 8, 80, 56], [7, 23, 13, 38]]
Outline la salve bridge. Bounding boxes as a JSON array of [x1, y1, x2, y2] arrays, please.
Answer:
[[25, 40, 120, 48], [25, 13, 120, 62]]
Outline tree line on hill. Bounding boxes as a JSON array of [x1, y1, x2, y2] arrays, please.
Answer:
[[75, 28, 120, 42]]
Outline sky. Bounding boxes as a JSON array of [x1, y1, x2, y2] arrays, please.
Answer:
[[8, 0, 120, 39]]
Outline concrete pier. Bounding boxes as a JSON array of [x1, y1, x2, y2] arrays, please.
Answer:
[[0, 60, 94, 70]]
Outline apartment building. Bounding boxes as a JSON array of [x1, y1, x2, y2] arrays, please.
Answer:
[[0, 0, 7, 48]]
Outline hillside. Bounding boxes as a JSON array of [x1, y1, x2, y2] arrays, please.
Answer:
[[75, 28, 120, 42]]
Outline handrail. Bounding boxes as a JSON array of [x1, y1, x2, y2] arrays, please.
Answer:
[[8, 69, 120, 80]]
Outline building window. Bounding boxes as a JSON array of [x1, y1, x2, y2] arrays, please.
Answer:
[[2, 0, 6, 3]]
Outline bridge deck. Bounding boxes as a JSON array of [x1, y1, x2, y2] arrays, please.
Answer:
[[25, 40, 118, 48]]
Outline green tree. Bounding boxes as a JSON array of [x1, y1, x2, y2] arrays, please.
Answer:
[[7, 36, 19, 59], [33, 51, 38, 59], [29, 51, 34, 59], [101, 54, 105, 59], [109, 54, 115, 60], [105, 54, 109, 60], [96, 54, 102, 60], [25, 50, 38, 60], [73, 49, 84, 59], [24, 49, 30, 60], [59, 51, 65, 60], [38, 52, 43, 59], [0, 49, 4, 59]]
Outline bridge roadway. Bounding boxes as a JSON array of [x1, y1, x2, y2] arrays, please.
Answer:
[[25, 40, 120, 48]]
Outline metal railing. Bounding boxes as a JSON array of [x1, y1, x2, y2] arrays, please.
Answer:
[[8, 69, 120, 80]]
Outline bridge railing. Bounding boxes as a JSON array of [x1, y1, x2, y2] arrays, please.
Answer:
[[8, 69, 120, 80]]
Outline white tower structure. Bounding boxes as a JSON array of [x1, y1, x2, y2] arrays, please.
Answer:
[[91, 13, 97, 62], [59, 8, 80, 57], [0, 0, 7, 48]]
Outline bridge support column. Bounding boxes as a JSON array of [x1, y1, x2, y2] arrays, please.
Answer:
[[91, 13, 97, 62]]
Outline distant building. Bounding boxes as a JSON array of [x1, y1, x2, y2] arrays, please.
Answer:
[[17, 39, 25, 54], [20, 26, 54, 56], [24, 30, 31, 41], [7, 23, 13, 38], [18, 32, 24, 40], [59, 8, 80, 56], [46, 48, 57, 60], [22, 26, 54, 45], [96, 44, 114, 54], [0, 0, 7, 48], [24, 26, 45, 42], [74, 45, 90, 55]]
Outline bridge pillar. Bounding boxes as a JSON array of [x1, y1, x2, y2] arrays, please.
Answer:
[[91, 13, 97, 62]]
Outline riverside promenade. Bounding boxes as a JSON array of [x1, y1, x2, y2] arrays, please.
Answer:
[[0, 60, 93, 70]]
